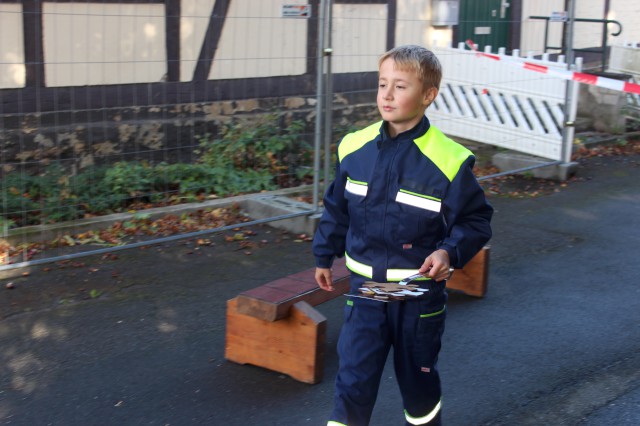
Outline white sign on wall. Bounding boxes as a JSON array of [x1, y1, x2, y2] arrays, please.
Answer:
[[282, 5, 311, 18], [474, 26, 491, 35], [550, 11, 568, 22]]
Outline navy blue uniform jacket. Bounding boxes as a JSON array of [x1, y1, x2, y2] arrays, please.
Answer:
[[313, 116, 493, 284]]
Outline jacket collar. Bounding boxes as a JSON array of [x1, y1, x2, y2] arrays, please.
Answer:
[[380, 115, 431, 144]]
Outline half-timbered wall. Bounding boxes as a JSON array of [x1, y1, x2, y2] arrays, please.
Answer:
[[0, 0, 365, 172]]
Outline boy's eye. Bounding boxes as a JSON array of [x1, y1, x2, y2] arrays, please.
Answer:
[[396, 85, 406, 90], [379, 83, 386, 88]]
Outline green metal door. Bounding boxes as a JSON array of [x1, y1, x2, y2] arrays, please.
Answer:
[[458, 0, 510, 52]]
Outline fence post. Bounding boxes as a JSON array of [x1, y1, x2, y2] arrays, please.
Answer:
[[312, 0, 327, 212], [561, 58, 581, 167], [323, 0, 334, 196], [560, 0, 578, 177]]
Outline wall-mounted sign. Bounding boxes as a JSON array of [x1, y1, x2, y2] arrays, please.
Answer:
[[550, 11, 568, 22], [282, 5, 311, 18], [474, 26, 491, 35]]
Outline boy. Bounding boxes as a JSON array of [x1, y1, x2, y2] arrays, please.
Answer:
[[312, 45, 493, 425]]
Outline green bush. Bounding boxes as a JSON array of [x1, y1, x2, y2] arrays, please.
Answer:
[[0, 115, 315, 228], [1, 172, 41, 223], [70, 166, 118, 214], [103, 162, 154, 203], [1, 164, 83, 225], [197, 114, 312, 189]]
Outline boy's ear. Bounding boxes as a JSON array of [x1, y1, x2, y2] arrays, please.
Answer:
[[423, 87, 438, 106]]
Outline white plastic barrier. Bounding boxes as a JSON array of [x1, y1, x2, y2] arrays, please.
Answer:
[[429, 43, 580, 161]]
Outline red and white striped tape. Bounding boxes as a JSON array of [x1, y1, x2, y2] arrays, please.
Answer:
[[466, 39, 640, 95]]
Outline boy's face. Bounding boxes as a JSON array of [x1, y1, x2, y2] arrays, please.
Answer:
[[377, 58, 437, 137]]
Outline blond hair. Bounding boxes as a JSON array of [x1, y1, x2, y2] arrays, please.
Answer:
[[378, 45, 442, 91]]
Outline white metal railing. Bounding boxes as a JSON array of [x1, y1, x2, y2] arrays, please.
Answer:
[[429, 43, 581, 161]]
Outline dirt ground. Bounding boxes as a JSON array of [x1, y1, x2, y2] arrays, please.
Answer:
[[1, 143, 639, 425]]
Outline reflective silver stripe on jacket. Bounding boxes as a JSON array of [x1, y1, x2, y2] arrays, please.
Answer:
[[345, 178, 368, 196], [396, 190, 441, 213], [345, 253, 431, 282]]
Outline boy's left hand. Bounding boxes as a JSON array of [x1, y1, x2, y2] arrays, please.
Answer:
[[419, 249, 451, 281]]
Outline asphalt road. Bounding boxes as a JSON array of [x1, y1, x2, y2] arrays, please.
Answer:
[[1, 152, 639, 425]]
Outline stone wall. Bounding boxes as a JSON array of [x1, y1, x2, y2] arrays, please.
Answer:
[[0, 91, 379, 176], [577, 72, 631, 134]]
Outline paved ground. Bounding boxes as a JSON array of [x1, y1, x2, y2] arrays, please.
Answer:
[[1, 152, 639, 426]]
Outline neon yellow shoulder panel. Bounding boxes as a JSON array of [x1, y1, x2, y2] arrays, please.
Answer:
[[413, 126, 473, 182], [338, 121, 382, 162]]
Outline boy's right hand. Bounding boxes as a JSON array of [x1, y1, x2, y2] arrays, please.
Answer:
[[315, 267, 334, 291]]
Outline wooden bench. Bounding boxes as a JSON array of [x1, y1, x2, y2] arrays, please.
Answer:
[[225, 246, 490, 384]]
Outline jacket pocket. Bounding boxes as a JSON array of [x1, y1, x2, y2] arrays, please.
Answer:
[[414, 304, 446, 370], [345, 177, 367, 234], [345, 177, 368, 197], [396, 189, 441, 213], [343, 298, 355, 322], [394, 189, 442, 240]]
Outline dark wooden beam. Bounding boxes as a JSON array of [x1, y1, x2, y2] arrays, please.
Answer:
[[307, 0, 320, 75], [387, 0, 396, 50], [22, 0, 45, 87], [0, 72, 376, 115], [165, 0, 181, 81], [192, 0, 231, 81]]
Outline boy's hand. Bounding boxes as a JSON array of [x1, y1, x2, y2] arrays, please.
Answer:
[[315, 267, 334, 291], [419, 249, 451, 282]]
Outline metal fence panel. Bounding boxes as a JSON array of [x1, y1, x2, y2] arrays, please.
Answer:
[[0, 1, 585, 271]]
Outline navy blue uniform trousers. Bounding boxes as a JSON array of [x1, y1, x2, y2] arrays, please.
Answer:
[[330, 279, 447, 426]]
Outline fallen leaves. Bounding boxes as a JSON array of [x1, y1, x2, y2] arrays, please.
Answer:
[[294, 234, 313, 243], [0, 241, 46, 264], [0, 203, 304, 265], [224, 233, 246, 243], [475, 138, 640, 199], [572, 138, 640, 159]]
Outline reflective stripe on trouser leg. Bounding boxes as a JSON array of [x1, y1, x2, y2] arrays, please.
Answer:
[[330, 298, 391, 426], [405, 400, 441, 425], [391, 286, 447, 426], [327, 422, 347, 426]]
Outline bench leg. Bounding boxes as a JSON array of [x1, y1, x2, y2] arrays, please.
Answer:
[[446, 246, 490, 297], [225, 298, 327, 384]]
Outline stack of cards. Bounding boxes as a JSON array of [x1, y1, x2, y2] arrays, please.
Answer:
[[348, 281, 430, 302]]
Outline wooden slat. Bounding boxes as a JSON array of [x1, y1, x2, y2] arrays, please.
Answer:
[[235, 258, 350, 321], [236, 276, 350, 321]]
